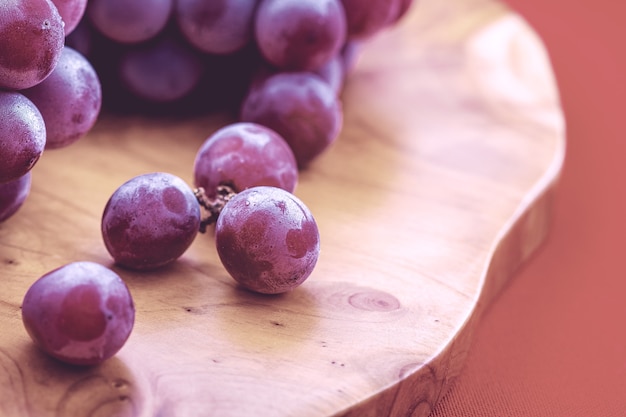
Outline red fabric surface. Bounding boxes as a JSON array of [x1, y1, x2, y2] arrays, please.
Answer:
[[430, 0, 626, 416]]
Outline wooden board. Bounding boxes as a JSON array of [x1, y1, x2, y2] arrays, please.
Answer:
[[0, 0, 565, 416]]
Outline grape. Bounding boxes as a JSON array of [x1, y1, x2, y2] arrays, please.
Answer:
[[389, 0, 415, 25], [240, 71, 343, 168], [22, 46, 102, 149], [0, 172, 32, 223], [215, 186, 320, 294], [254, 0, 347, 71], [175, 0, 258, 55], [86, 0, 173, 44], [101, 172, 201, 270], [313, 53, 345, 96], [0, 91, 46, 184], [118, 35, 205, 104], [0, 0, 65, 90], [193, 122, 298, 200], [21, 261, 135, 366], [340, 40, 363, 76], [50, 0, 87, 35], [340, 0, 403, 40]]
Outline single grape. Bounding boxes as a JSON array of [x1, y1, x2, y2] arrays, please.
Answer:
[[313, 53, 345, 96], [50, 0, 87, 35], [175, 0, 258, 55], [0, 91, 46, 184], [340, 0, 403, 40], [240, 71, 343, 168], [22, 46, 102, 149], [0, 0, 65, 90], [86, 0, 173, 44], [254, 0, 347, 71], [215, 186, 320, 294], [193, 122, 298, 200], [101, 172, 201, 270], [21, 261, 135, 366], [118, 35, 205, 104], [0, 172, 32, 223]]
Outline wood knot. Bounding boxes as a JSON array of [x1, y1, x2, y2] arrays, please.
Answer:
[[348, 290, 401, 312]]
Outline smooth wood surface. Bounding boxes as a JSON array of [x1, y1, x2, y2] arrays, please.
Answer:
[[0, 0, 565, 416]]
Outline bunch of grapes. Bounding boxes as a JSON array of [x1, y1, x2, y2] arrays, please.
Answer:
[[1, 0, 414, 365]]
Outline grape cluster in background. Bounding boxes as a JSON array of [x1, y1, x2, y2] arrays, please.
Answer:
[[0, 0, 414, 366]]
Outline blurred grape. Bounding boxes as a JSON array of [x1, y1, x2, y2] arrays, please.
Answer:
[[240, 71, 343, 167], [175, 0, 258, 55], [254, 0, 347, 71], [0, 172, 32, 223], [87, 0, 173, 44]]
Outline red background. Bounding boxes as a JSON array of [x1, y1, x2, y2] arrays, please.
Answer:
[[431, 0, 626, 415]]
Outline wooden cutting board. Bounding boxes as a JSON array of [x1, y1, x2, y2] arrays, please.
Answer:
[[0, 0, 565, 416]]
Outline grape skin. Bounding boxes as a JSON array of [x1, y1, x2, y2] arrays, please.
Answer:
[[175, 0, 258, 55], [254, 0, 347, 71], [215, 186, 320, 294], [193, 122, 298, 199], [0, 91, 46, 184], [0, 172, 31, 222], [118, 35, 205, 104], [0, 0, 65, 90], [23, 46, 102, 149], [21, 261, 135, 366], [240, 71, 343, 168], [86, 0, 173, 44], [101, 172, 201, 270], [50, 0, 87, 35]]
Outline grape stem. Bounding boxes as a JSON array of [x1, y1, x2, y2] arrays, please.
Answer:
[[194, 185, 236, 233]]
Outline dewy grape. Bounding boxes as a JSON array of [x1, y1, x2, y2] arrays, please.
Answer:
[[0, 92, 46, 184], [21, 261, 135, 366], [0, 0, 65, 90], [101, 172, 201, 270], [215, 186, 321, 295]]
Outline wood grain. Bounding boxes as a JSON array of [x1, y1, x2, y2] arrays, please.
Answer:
[[0, 0, 565, 416]]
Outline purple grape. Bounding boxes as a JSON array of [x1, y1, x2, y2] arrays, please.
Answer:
[[193, 122, 298, 200], [0, 172, 32, 223], [21, 261, 135, 366], [118, 35, 205, 103], [388, 0, 415, 25], [50, 0, 87, 35], [254, 0, 347, 71], [175, 0, 258, 55], [339, 0, 405, 40], [0, 92, 46, 184], [86, 0, 173, 44], [0, 0, 65, 90], [101, 172, 201, 270], [340, 40, 363, 76], [313, 53, 345, 96], [22, 47, 102, 149], [240, 71, 343, 168], [215, 186, 320, 294]]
